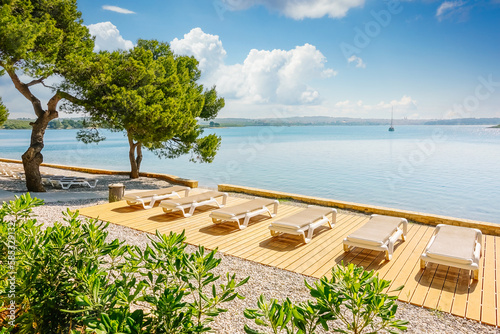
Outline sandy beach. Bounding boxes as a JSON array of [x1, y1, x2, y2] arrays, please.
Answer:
[[0, 163, 498, 333]]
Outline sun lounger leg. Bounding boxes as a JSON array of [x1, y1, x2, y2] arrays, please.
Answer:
[[186, 205, 197, 217], [270, 230, 281, 237], [473, 269, 479, 280], [272, 200, 279, 215], [241, 215, 251, 229], [385, 250, 391, 261], [420, 259, 426, 269], [343, 243, 350, 252], [327, 217, 333, 229], [304, 228, 315, 244]]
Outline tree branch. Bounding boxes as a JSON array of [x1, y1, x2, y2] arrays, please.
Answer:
[[26, 77, 47, 87], [56, 91, 82, 105], [5, 68, 44, 118]]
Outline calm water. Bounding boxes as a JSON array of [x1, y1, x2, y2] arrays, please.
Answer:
[[1, 125, 500, 223]]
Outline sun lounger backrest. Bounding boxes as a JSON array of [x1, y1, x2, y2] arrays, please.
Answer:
[[347, 216, 403, 245], [167, 191, 221, 206], [214, 198, 275, 215], [426, 225, 478, 264], [125, 186, 187, 199], [275, 206, 332, 229]]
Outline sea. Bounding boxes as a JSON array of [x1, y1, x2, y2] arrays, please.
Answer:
[[1, 125, 499, 223]]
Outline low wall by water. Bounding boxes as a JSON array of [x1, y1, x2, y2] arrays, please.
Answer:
[[218, 184, 500, 236], [3, 157, 497, 236], [0, 158, 198, 188]]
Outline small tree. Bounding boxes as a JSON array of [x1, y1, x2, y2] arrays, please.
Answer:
[[0, 0, 94, 191], [244, 263, 408, 334], [0, 97, 9, 126], [64, 39, 225, 178]]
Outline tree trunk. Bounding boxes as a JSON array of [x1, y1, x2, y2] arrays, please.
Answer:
[[22, 116, 52, 192], [128, 134, 143, 179], [5, 69, 61, 192]]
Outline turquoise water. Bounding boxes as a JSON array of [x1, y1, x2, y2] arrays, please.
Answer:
[[1, 125, 500, 223]]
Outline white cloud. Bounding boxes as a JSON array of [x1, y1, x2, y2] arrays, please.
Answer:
[[102, 5, 135, 14], [171, 28, 336, 105], [171, 28, 226, 75], [436, 1, 469, 21], [87, 22, 134, 51], [347, 55, 366, 68], [219, 0, 365, 19], [331, 96, 418, 117], [377, 95, 418, 109]]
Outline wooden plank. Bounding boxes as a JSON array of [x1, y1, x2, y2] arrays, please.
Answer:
[[435, 266, 460, 313], [423, 265, 448, 310], [375, 224, 424, 293], [410, 261, 437, 307], [302, 216, 369, 277], [480, 235, 496, 326], [496, 237, 500, 327], [450, 269, 473, 318], [392, 226, 435, 303], [465, 243, 485, 322]]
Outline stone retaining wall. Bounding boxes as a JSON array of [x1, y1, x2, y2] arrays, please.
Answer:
[[218, 183, 500, 236], [0, 158, 198, 188]]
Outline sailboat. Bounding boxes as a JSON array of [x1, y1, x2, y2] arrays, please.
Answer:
[[388, 107, 395, 132]]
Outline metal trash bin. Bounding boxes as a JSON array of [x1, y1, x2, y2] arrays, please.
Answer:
[[108, 183, 125, 203]]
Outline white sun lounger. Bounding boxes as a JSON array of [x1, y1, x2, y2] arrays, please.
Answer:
[[51, 177, 98, 189], [420, 224, 482, 280], [123, 186, 190, 209], [343, 215, 407, 261], [159, 190, 228, 217], [41, 174, 72, 185], [268, 206, 337, 243], [209, 197, 279, 230]]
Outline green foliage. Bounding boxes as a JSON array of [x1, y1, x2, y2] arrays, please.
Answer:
[[62, 39, 225, 175], [1, 119, 32, 129], [1, 118, 86, 129], [0, 97, 8, 126], [0, 195, 247, 333], [48, 119, 85, 129], [0, 0, 93, 78], [244, 263, 408, 334]]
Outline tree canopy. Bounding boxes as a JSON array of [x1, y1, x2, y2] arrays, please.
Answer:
[[0, 97, 8, 126], [64, 39, 225, 178], [0, 0, 94, 191]]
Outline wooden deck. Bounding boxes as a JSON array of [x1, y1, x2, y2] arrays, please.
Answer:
[[79, 191, 499, 327]]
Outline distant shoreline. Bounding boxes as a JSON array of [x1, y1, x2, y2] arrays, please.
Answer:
[[4, 117, 500, 130]]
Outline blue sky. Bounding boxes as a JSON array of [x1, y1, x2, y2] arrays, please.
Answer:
[[2, 0, 500, 119]]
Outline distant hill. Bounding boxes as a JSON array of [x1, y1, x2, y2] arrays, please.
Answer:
[[424, 118, 500, 125], [200, 117, 500, 127], [2, 118, 86, 130]]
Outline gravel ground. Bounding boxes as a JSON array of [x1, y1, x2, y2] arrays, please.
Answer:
[[1, 165, 498, 333]]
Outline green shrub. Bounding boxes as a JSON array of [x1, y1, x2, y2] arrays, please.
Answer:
[[0, 194, 248, 333], [244, 263, 408, 334]]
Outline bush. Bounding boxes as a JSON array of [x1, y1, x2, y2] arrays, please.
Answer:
[[0, 194, 248, 333], [244, 263, 408, 334]]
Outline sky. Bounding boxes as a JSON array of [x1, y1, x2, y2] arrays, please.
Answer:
[[2, 0, 500, 120]]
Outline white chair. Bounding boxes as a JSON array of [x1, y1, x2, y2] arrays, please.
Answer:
[[160, 191, 228, 217], [420, 224, 482, 280], [268, 206, 337, 243], [210, 197, 279, 229], [343, 214, 407, 261], [123, 186, 190, 209]]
